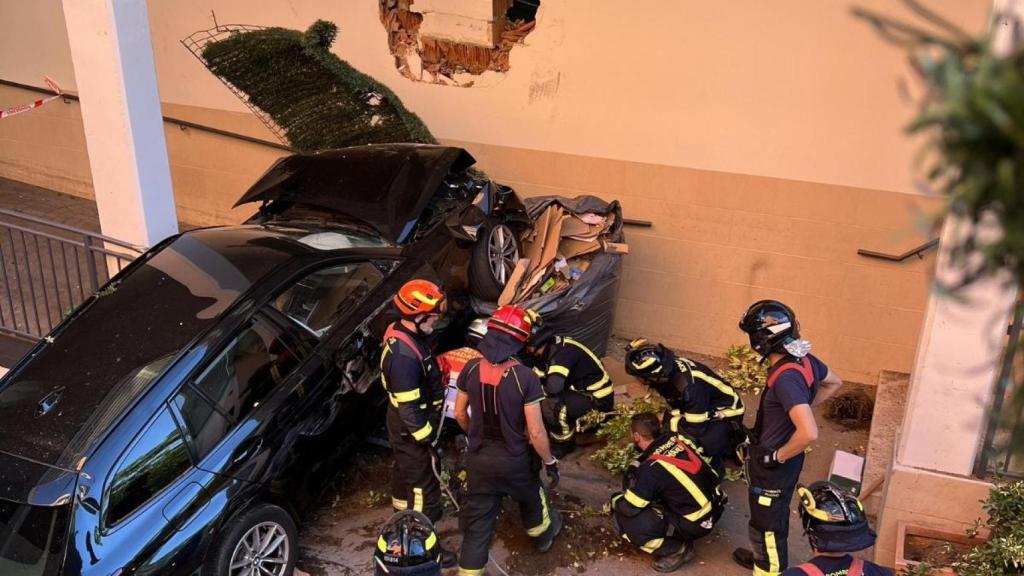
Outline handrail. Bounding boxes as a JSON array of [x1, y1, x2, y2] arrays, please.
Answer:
[[0, 78, 295, 152], [857, 238, 938, 262], [0, 208, 145, 252]]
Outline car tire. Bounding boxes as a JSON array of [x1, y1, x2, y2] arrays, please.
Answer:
[[205, 503, 298, 576], [470, 221, 520, 301]]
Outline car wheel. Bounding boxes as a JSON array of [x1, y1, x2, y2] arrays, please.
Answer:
[[205, 503, 298, 576], [469, 222, 520, 301]]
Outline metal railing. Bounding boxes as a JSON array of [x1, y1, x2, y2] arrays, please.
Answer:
[[857, 238, 939, 262], [0, 209, 145, 339], [976, 299, 1024, 479]]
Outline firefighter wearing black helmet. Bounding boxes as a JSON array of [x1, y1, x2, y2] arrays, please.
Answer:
[[732, 300, 843, 576], [373, 511, 444, 576], [781, 481, 891, 576], [624, 338, 745, 472], [525, 314, 614, 456]]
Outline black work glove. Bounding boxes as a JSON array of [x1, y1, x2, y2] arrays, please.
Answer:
[[544, 458, 560, 490], [760, 448, 782, 469]]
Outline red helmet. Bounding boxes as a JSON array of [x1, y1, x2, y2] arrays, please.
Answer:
[[394, 279, 446, 316], [487, 305, 536, 343]]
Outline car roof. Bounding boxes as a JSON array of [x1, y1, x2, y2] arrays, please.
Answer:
[[0, 224, 390, 470]]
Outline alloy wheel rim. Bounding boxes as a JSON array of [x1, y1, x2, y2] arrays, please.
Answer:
[[487, 224, 519, 285], [228, 521, 290, 576]]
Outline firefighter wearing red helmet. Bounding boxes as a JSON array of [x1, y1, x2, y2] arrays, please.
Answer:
[[381, 279, 456, 568], [453, 305, 563, 575]]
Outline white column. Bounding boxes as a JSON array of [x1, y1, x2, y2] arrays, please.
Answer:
[[61, 0, 177, 248], [896, 0, 1023, 476]]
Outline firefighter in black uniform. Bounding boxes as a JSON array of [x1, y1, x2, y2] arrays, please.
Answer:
[[380, 279, 455, 567], [624, 338, 745, 472], [454, 305, 563, 575], [525, 320, 614, 456], [611, 412, 726, 572], [732, 300, 843, 576]]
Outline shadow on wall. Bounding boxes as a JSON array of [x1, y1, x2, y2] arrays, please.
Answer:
[[379, 0, 541, 87]]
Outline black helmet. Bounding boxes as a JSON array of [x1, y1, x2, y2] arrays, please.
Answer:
[[738, 300, 800, 357], [373, 511, 442, 574], [797, 481, 876, 553], [624, 338, 672, 383], [466, 318, 488, 346]]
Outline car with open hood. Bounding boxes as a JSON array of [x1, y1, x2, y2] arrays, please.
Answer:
[[0, 144, 528, 576]]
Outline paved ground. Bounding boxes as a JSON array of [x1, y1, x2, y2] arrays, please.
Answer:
[[296, 361, 873, 576]]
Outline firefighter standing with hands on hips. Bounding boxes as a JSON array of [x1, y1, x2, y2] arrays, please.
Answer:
[[454, 305, 563, 575], [380, 279, 456, 568], [732, 300, 843, 576], [525, 321, 614, 457], [624, 338, 745, 473]]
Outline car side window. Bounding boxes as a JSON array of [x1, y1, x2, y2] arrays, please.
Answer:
[[173, 384, 231, 461], [106, 407, 190, 526], [189, 318, 300, 427], [272, 262, 384, 338]]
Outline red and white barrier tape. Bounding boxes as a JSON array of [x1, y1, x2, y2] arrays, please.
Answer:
[[0, 78, 62, 121]]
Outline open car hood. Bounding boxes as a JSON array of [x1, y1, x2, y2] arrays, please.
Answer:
[[235, 144, 476, 243]]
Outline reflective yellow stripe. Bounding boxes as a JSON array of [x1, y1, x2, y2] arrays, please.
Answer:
[[634, 356, 657, 370], [565, 337, 611, 385], [754, 566, 779, 576], [457, 568, 485, 576], [533, 366, 545, 378], [412, 422, 433, 442], [552, 405, 574, 441], [758, 495, 772, 507], [669, 411, 683, 432], [655, 460, 711, 521], [392, 388, 421, 403], [586, 375, 611, 391], [683, 411, 710, 423], [413, 487, 424, 512], [392, 497, 408, 510], [591, 384, 614, 399], [640, 538, 664, 553], [425, 532, 437, 550], [377, 535, 388, 553], [547, 365, 570, 377], [717, 406, 745, 418], [765, 531, 780, 573], [624, 489, 649, 508], [526, 488, 551, 537], [692, 369, 744, 415]]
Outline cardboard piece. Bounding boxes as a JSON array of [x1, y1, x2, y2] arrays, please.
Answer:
[[498, 258, 530, 306], [558, 237, 601, 259], [828, 450, 866, 496], [601, 240, 630, 254], [518, 206, 564, 298]]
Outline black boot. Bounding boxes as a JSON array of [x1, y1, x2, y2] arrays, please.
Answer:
[[439, 546, 457, 569], [535, 509, 563, 553], [732, 547, 754, 570], [652, 541, 694, 573]]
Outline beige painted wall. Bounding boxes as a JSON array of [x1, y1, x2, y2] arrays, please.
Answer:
[[1, 0, 991, 195]]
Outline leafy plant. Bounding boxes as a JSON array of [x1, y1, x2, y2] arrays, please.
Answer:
[[721, 344, 767, 394], [588, 396, 667, 474], [953, 480, 1024, 576]]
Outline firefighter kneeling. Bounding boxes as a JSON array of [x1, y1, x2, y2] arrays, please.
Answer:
[[611, 412, 726, 573]]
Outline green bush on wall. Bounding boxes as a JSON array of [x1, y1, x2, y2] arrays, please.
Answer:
[[954, 480, 1024, 576], [202, 20, 436, 152]]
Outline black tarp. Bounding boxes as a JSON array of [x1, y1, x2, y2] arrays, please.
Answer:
[[473, 195, 624, 356]]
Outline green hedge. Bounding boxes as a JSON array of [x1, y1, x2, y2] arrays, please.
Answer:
[[202, 20, 436, 152]]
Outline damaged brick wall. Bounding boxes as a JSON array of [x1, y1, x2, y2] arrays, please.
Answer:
[[379, 0, 539, 86]]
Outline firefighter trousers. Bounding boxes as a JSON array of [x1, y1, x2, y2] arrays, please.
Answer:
[[457, 444, 555, 574], [745, 451, 805, 575], [542, 389, 613, 451], [613, 504, 717, 558], [387, 408, 443, 523]]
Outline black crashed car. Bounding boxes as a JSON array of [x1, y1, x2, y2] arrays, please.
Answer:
[[0, 145, 528, 576]]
